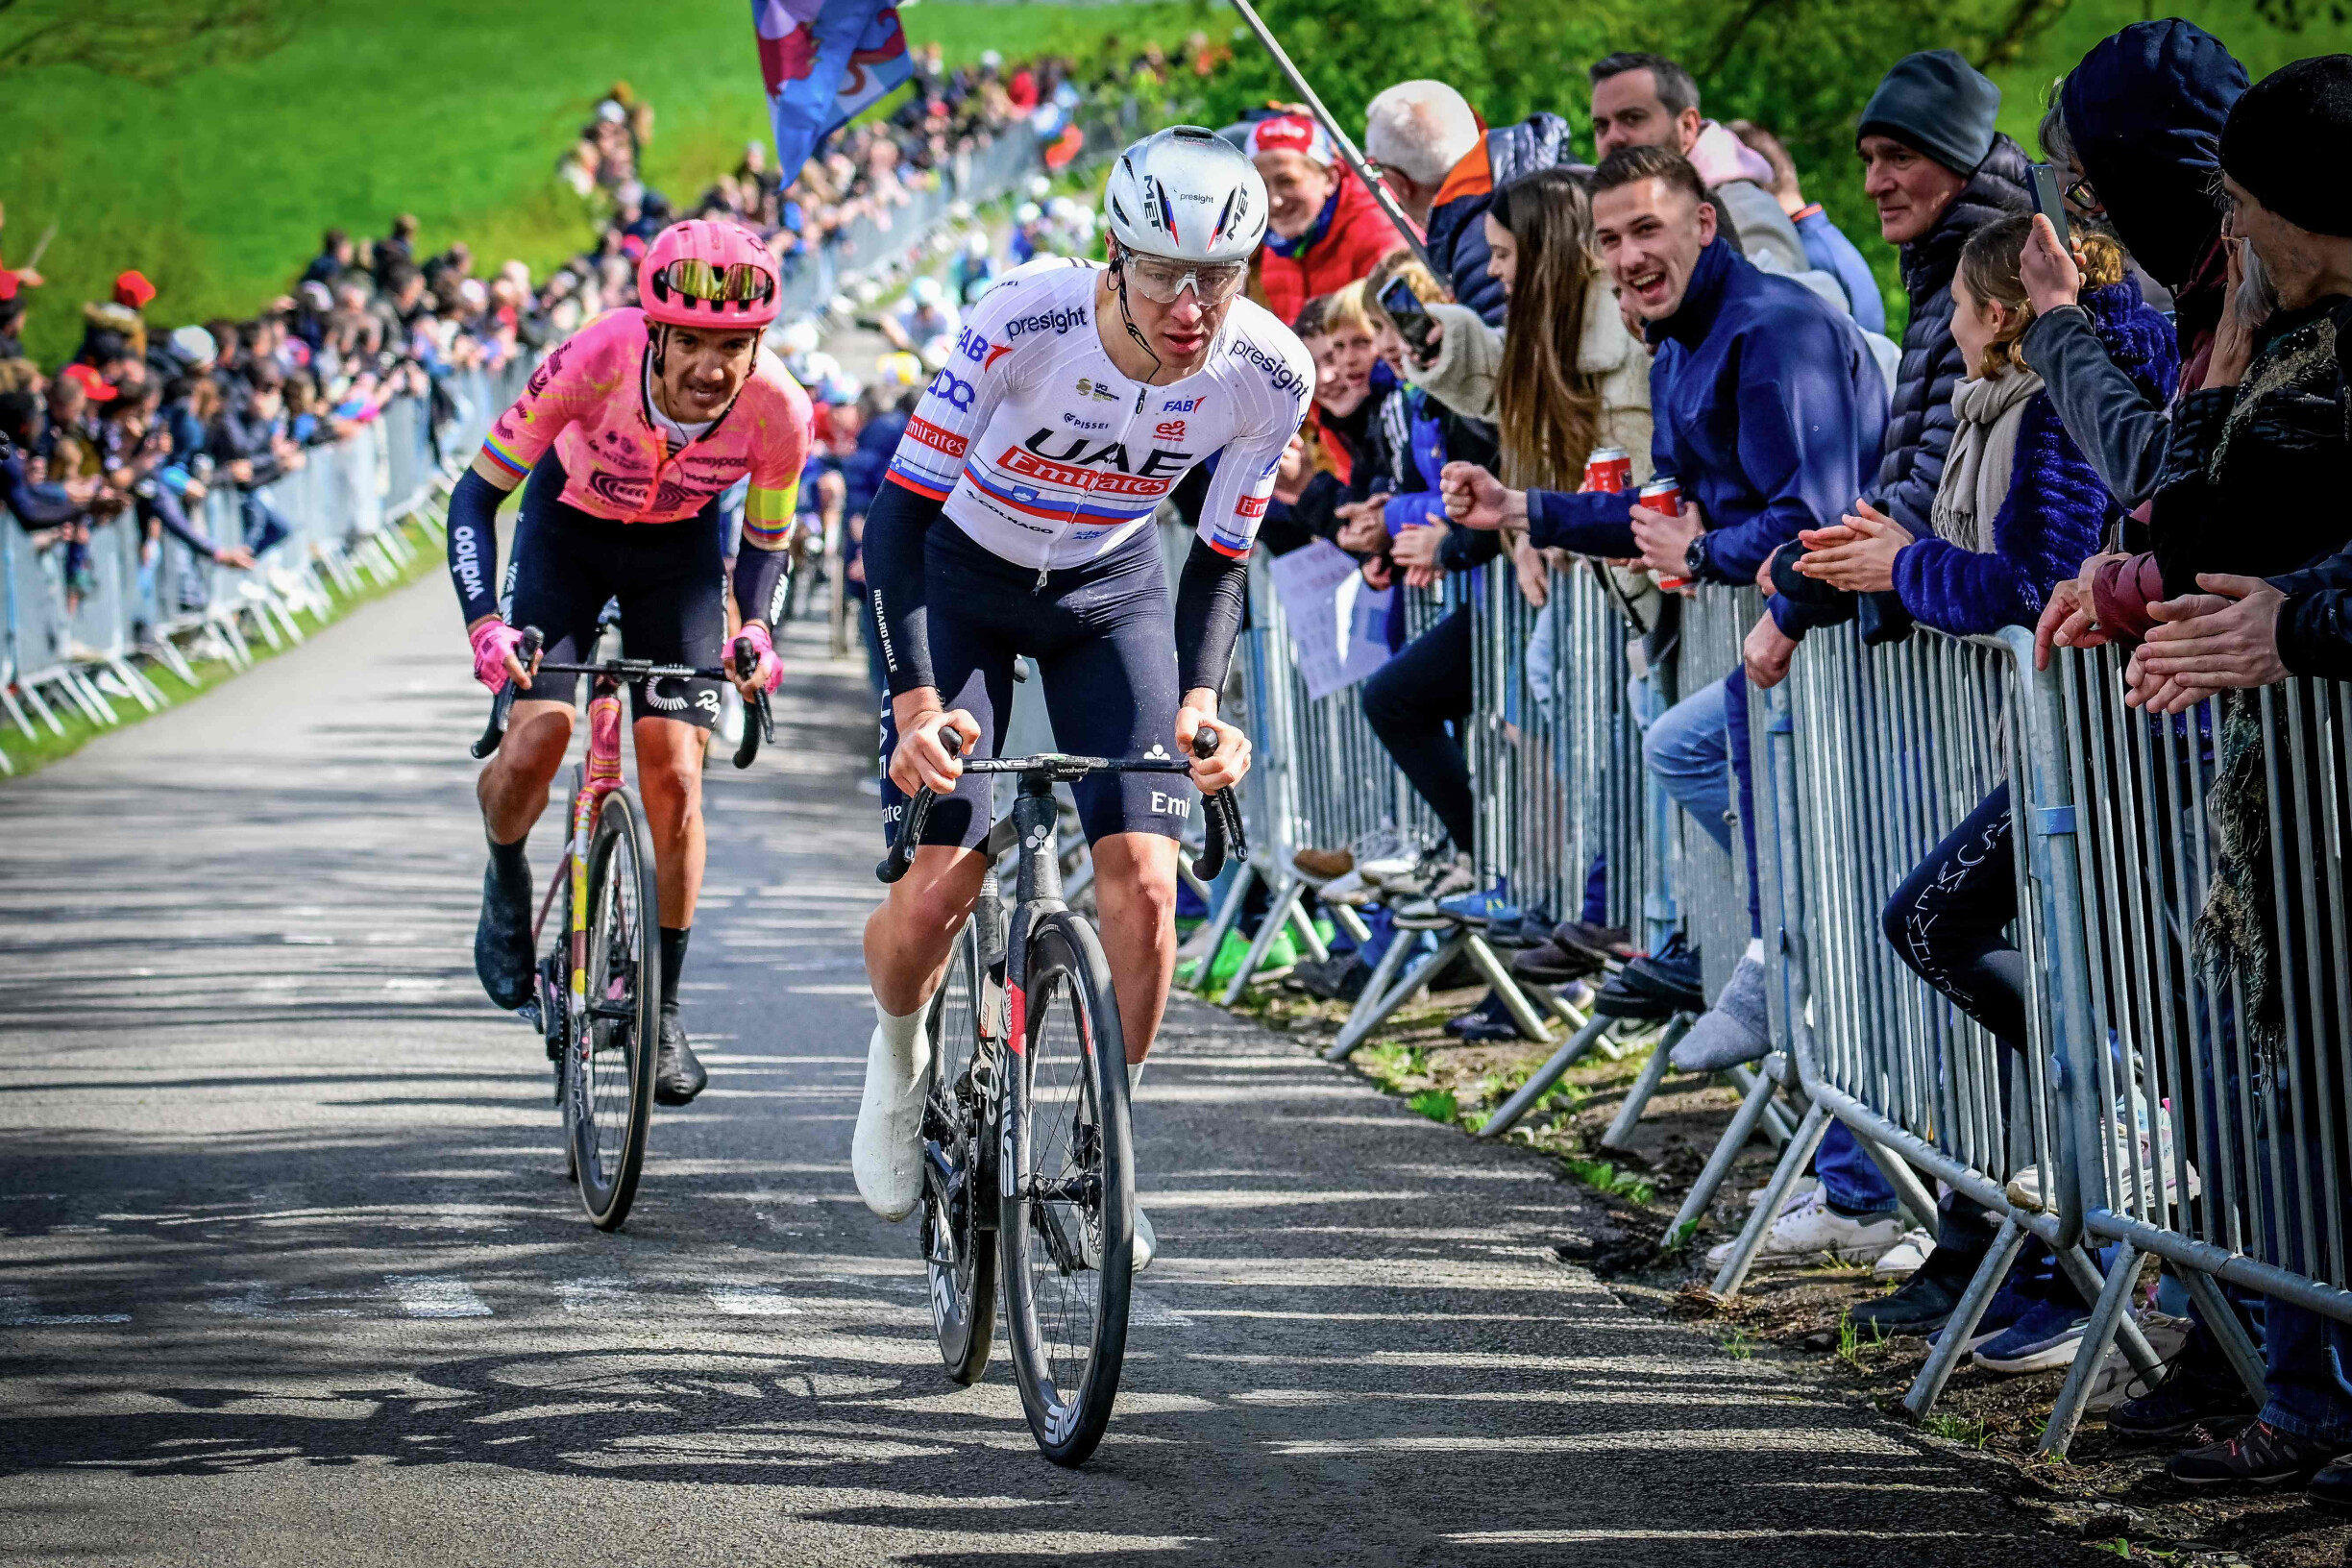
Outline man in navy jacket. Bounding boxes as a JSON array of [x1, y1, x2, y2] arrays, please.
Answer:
[[1443, 148, 1903, 1250], [1443, 145, 1883, 611]]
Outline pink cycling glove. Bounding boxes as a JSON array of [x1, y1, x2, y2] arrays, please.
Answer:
[[738, 623, 784, 695], [470, 620, 527, 694]]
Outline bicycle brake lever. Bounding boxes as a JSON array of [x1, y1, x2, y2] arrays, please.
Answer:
[[471, 625, 545, 759], [1187, 726, 1245, 881], [876, 727, 962, 883], [730, 635, 764, 770]]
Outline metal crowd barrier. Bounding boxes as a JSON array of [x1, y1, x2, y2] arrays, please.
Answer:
[[1479, 580, 1766, 1142], [1702, 620, 2161, 1448], [1209, 508, 2352, 1456], [2047, 653, 2352, 1442]]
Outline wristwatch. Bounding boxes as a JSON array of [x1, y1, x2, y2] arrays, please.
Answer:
[[1683, 534, 1709, 581]]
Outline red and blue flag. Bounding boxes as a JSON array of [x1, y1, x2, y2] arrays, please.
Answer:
[[753, 0, 913, 183]]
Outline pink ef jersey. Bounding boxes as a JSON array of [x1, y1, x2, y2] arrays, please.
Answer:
[[480, 308, 809, 542]]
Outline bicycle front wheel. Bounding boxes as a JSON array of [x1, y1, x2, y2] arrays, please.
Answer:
[[569, 786, 659, 1231], [999, 910, 1133, 1467]]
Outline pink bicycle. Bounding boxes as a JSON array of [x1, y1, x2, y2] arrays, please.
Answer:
[[471, 625, 770, 1229]]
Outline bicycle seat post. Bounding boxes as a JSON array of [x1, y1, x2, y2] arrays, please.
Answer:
[[1010, 771, 1065, 911]]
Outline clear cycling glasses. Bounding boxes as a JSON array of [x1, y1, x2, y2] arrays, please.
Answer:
[[652, 259, 776, 306], [1123, 256, 1248, 306]]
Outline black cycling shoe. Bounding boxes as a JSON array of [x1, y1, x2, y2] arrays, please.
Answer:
[[653, 1013, 708, 1106], [2109, 1347, 2264, 1440], [2167, 1419, 2346, 1488], [474, 860, 537, 1011]]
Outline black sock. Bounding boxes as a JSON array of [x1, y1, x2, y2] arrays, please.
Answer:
[[659, 926, 690, 1015], [486, 832, 530, 894]]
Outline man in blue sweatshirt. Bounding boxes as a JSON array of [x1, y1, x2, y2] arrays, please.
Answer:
[[1443, 144, 1902, 1266]]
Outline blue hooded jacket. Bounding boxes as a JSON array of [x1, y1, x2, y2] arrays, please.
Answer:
[[1892, 280, 2177, 634], [1523, 238, 1885, 630], [1422, 113, 1580, 329]]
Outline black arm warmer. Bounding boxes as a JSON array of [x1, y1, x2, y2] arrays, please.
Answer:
[[732, 540, 792, 628], [446, 467, 506, 625], [861, 476, 941, 697], [1174, 535, 1250, 698]]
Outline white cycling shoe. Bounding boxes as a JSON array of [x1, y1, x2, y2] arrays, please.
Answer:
[[1132, 1203, 1156, 1273], [852, 1000, 933, 1222]]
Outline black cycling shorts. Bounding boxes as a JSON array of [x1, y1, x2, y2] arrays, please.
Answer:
[[879, 523, 1191, 850], [504, 452, 726, 729]]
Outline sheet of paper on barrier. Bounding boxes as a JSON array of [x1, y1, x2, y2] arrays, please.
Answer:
[[1267, 538, 1394, 701]]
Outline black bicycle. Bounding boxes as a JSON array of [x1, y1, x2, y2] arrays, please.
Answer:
[[472, 625, 771, 1230], [878, 730, 1242, 1466]]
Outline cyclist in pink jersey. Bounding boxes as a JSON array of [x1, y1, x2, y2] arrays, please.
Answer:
[[446, 219, 811, 1105]]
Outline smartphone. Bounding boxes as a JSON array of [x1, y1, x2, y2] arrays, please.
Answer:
[[1378, 275, 1441, 360], [2029, 162, 2072, 253]]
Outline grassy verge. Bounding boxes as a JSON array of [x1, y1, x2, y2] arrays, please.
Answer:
[[0, 511, 447, 779]]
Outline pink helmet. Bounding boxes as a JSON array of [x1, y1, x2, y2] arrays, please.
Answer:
[[638, 219, 783, 331]]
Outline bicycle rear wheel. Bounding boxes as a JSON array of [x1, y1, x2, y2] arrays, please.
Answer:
[[999, 910, 1133, 1467], [569, 786, 659, 1231], [921, 910, 996, 1384]]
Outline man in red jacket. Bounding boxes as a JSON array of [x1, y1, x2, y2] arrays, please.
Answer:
[[1248, 113, 1413, 328]]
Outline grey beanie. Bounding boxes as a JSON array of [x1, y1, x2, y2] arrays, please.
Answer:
[[1857, 49, 2001, 175]]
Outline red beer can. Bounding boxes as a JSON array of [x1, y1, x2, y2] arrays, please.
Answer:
[[1583, 446, 1631, 494], [1642, 476, 1691, 590]]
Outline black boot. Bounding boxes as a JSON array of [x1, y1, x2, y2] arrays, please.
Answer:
[[1846, 1244, 1982, 1336], [474, 841, 536, 1011], [654, 1013, 708, 1106]]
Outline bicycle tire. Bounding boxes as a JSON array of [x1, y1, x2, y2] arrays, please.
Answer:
[[921, 914, 996, 1384], [569, 786, 659, 1231], [999, 909, 1133, 1467]]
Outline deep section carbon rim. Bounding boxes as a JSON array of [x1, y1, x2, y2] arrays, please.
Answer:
[[1025, 967, 1105, 1415]]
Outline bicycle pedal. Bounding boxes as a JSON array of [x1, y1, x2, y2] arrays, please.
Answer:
[[515, 999, 541, 1029]]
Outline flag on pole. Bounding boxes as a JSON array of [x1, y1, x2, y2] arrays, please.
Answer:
[[753, 0, 914, 184]]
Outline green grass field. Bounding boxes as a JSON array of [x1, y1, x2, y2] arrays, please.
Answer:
[[2, 0, 1207, 364], [7, 0, 2349, 366]]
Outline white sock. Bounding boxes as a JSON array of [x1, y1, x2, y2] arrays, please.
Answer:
[[873, 992, 933, 1059], [1745, 937, 1765, 965], [1126, 1058, 1144, 1094]]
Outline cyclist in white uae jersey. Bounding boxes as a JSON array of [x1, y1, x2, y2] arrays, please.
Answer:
[[852, 129, 1316, 1266], [882, 255, 1309, 573]]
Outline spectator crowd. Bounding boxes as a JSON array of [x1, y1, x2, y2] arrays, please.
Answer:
[[0, 47, 1111, 647], [1189, 28, 2352, 1517]]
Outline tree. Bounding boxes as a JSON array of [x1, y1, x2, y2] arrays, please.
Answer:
[[1202, 0, 2079, 329], [0, 0, 300, 86]]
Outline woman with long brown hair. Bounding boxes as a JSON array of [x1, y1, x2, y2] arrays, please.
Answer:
[[1406, 167, 1651, 495]]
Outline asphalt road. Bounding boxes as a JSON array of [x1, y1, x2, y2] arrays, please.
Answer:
[[0, 567, 2109, 1566]]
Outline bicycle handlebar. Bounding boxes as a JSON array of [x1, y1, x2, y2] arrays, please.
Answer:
[[472, 626, 544, 759], [469, 625, 771, 772], [875, 726, 1247, 885]]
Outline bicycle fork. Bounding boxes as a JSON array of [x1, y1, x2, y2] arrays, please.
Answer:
[[999, 778, 1066, 1210]]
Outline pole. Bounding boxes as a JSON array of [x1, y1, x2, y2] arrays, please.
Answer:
[[1223, 0, 1433, 271]]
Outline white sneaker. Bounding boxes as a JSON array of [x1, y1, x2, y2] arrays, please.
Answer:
[[1748, 1175, 1820, 1212], [851, 1014, 931, 1221], [1873, 1226, 1934, 1280], [1703, 1187, 1906, 1271], [1317, 869, 1376, 907]]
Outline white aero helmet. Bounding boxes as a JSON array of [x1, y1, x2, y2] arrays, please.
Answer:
[[1101, 125, 1267, 265]]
